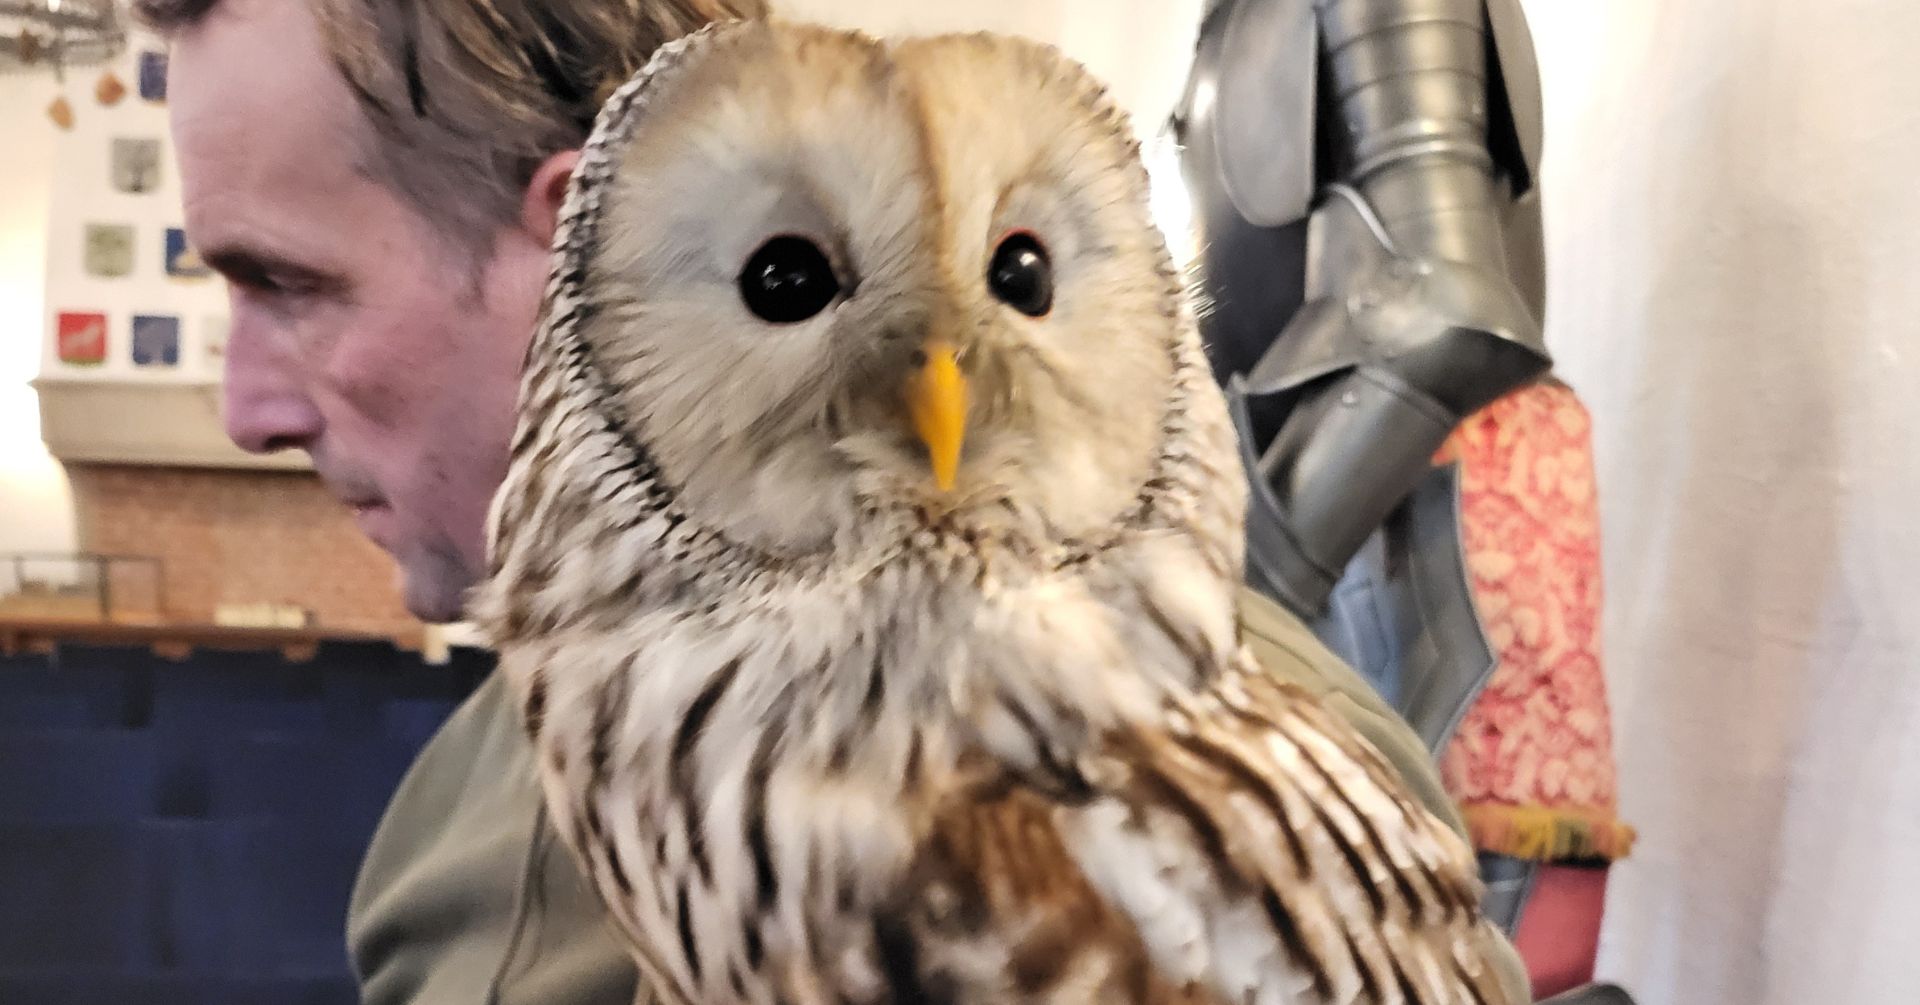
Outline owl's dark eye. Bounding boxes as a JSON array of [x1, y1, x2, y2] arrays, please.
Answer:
[[739, 236, 841, 324], [987, 232, 1053, 318]]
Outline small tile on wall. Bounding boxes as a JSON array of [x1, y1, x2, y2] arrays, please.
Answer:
[[140, 50, 169, 103], [133, 314, 183, 368], [84, 223, 135, 277], [165, 228, 212, 279], [56, 311, 109, 366], [96, 71, 128, 108], [111, 138, 164, 194]]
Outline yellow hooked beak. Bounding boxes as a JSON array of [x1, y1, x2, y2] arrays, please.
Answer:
[[904, 339, 969, 492]]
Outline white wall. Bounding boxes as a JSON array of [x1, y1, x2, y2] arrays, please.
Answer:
[[0, 72, 76, 558], [774, 0, 1204, 138]]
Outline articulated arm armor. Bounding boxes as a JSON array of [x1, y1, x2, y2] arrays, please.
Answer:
[[1172, 0, 1550, 619]]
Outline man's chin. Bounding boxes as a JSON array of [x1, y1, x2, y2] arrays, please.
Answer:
[[395, 548, 482, 625], [403, 583, 469, 625]]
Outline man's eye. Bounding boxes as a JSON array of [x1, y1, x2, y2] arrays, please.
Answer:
[[257, 273, 299, 294], [219, 261, 306, 297], [245, 274, 317, 300]]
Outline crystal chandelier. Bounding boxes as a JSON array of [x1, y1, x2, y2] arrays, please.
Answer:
[[3, 0, 127, 78]]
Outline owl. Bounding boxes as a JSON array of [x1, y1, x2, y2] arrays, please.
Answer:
[[477, 19, 1516, 1005]]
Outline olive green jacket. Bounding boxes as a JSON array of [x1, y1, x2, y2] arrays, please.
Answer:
[[346, 589, 1529, 1003]]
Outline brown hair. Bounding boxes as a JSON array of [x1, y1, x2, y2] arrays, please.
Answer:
[[136, 0, 768, 251]]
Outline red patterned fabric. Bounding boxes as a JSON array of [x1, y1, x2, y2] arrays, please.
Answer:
[[1435, 381, 1626, 833]]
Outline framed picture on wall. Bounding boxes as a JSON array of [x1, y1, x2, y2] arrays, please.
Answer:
[[132, 315, 182, 368], [111, 138, 163, 194], [165, 228, 212, 278], [56, 312, 109, 366], [84, 223, 135, 277]]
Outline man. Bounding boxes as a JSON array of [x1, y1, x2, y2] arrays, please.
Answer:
[[142, 0, 1528, 1002]]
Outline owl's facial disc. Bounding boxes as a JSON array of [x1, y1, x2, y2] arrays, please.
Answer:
[[570, 24, 1181, 557]]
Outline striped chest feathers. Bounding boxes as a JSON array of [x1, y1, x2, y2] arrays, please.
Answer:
[[500, 541, 1235, 1003]]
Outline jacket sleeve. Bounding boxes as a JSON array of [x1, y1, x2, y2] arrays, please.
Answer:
[[348, 672, 641, 1005]]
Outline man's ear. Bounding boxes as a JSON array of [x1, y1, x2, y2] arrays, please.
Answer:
[[521, 149, 583, 249]]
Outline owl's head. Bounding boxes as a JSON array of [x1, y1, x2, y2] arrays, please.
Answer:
[[536, 21, 1216, 561]]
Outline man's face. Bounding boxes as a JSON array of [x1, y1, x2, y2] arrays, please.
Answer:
[[169, 0, 549, 622]]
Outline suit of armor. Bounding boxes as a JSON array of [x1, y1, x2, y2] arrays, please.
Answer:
[[1167, 2, 1632, 1001]]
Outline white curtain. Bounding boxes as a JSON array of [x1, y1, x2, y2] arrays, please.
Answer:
[[1524, 1, 1920, 1002]]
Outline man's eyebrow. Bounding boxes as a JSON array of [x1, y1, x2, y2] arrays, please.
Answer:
[[200, 244, 337, 287]]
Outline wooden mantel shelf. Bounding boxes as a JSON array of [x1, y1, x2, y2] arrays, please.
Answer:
[[34, 379, 311, 471]]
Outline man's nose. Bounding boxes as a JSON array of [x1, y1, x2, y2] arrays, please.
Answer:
[[222, 311, 322, 454]]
